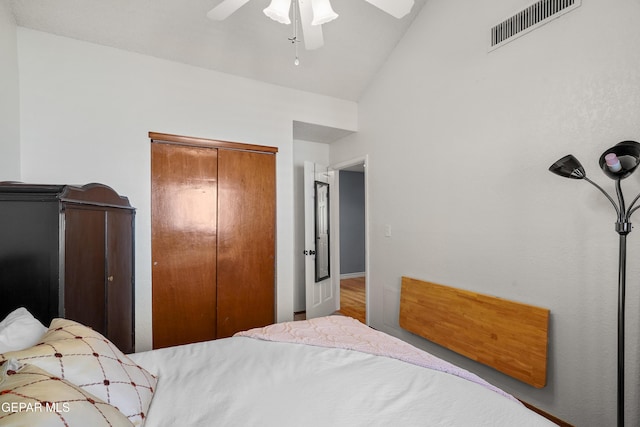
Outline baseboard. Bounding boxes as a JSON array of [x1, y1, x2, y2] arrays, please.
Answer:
[[519, 400, 573, 426], [340, 272, 365, 279]]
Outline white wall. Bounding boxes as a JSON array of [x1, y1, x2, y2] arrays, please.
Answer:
[[331, 0, 640, 425], [16, 28, 357, 352], [292, 140, 330, 312], [0, 2, 20, 180]]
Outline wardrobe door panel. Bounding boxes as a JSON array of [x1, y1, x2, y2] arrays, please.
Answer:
[[217, 149, 276, 338], [106, 209, 134, 353], [64, 207, 106, 334], [151, 143, 218, 349]]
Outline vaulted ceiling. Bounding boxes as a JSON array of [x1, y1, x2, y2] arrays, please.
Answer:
[[9, 0, 427, 102]]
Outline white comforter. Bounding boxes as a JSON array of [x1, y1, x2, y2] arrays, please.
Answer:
[[130, 329, 555, 426]]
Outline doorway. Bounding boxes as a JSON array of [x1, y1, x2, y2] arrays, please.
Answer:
[[332, 157, 368, 325], [294, 151, 369, 324]]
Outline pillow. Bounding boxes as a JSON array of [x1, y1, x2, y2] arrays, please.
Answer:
[[0, 308, 48, 353], [0, 318, 157, 426], [0, 360, 133, 426]]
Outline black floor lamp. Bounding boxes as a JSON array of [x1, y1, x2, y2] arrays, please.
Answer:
[[549, 140, 640, 427]]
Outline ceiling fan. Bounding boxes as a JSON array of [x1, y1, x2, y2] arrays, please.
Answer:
[[206, 0, 415, 50]]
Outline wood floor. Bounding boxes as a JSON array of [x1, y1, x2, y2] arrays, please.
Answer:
[[294, 276, 366, 323], [337, 276, 366, 323]]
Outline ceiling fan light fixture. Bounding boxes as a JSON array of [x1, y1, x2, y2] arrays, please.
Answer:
[[264, 0, 292, 24], [311, 0, 339, 25]]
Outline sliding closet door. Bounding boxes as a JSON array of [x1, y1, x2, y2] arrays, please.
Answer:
[[216, 149, 276, 338], [151, 143, 218, 349]]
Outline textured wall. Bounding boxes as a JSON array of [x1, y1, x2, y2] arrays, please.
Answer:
[[330, 0, 640, 425]]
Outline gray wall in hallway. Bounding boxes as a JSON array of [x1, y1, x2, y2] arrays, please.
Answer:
[[339, 170, 365, 274]]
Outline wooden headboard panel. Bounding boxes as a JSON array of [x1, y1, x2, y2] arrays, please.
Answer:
[[399, 276, 549, 388]]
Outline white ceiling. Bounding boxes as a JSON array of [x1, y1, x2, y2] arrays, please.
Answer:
[[8, 0, 427, 102]]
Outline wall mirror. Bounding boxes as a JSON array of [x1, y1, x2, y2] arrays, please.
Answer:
[[314, 181, 330, 282]]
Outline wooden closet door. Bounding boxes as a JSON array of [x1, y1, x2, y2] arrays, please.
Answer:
[[217, 149, 276, 338], [151, 143, 218, 349]]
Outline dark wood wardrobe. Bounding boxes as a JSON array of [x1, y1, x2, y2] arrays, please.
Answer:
[[0, 183, 135, 353], [150, 132, 277, 349]]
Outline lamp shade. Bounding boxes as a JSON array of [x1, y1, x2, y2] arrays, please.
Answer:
[[264, 0, 292, 24], [599, 140, 640, 180], [311, 0, 338, 25], [549, 154, 586, 179]]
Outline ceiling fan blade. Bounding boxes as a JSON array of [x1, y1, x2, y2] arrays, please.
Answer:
[[363, 0, 414, 19], [206, 0, 252, 20], [298, 0, 324, 50]]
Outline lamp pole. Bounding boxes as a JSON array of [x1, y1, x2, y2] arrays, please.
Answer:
[[617, 232, 626, 427], [614, 180, 631, 427], [583, 178, 630, 427]]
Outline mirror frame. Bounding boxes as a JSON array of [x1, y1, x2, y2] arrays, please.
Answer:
[[314, 180, 330, 282]]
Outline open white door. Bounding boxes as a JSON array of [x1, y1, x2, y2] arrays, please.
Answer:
[[304, 161, 337, 319]]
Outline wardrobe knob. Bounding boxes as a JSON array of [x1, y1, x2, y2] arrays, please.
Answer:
[[107, 275, 114, 282]]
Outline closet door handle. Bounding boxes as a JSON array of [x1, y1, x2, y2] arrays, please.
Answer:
[[107, 275, 114, 283]]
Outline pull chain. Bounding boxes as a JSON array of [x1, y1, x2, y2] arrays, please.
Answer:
[[288, 0, 301, 65]]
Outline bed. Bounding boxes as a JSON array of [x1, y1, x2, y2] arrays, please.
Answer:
[[0, 281, 556, 426]]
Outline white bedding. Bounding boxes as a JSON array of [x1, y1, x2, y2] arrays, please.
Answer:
[[130, 332, 556, 426]]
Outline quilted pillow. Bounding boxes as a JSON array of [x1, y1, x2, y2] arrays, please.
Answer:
[[0, 360, 132, 426], [0, 308, 48, 353], [0, 318, 157, 426]]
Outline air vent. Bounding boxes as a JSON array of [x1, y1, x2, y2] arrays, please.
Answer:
[[490, 0, 581, 50]]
